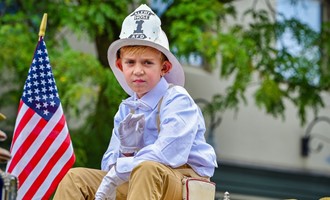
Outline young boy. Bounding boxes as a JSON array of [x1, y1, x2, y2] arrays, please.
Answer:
[[53, 4, 217, 200]]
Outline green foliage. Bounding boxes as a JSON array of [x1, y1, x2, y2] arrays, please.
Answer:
[[60, 0, 132, 39], [0, 24, 36, 110], [164, 0, 235, 70], [320, 21, 330, 88]]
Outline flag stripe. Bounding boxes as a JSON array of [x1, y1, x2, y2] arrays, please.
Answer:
[[22, 132, 70, 199], [7, 108, 41, 174], [37, 137, 75, 199], [7, 112, 47, 173], [10, 101, 35, 149], [43, 150, 75, 199], [8, 103, 62, 176], [17, 114, 65, 187], [17, 108, 70, 199]]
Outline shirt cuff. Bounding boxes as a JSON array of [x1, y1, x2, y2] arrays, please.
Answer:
[[116, 156, 134, 173]]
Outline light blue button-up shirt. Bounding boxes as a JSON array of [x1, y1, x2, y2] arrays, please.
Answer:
[[101, 78, 218, 178]]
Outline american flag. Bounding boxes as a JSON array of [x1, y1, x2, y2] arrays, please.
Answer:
[[6, 37, 75, 200]]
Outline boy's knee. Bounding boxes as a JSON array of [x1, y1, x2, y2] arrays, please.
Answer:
[[61, 168, 80, 183], [62, 167, 91, 183], [132, 161, 163, 173], [65, 167, 84, 177], [131, 161, 171, 182]]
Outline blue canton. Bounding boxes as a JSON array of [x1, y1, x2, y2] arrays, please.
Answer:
[[22, 38, 60, 121]]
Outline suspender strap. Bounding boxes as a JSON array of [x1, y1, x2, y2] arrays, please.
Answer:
[[156, 97, 164, 133], [156, 84, 174, 133]]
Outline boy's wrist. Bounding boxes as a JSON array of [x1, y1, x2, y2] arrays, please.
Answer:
[[122, 152, 135, 157]]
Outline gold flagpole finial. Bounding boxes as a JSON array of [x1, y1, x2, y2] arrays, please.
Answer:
[[38, 13, 48, 37], [0, 113, 6, 120]]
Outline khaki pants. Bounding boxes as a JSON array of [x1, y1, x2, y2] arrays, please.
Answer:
[[53, 161, 206, 200]]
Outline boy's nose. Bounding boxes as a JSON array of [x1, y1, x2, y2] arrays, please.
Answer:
[[133, 65, 145, 75]]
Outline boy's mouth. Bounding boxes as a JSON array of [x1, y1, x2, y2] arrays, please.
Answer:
[[133, 79, 145, 83]]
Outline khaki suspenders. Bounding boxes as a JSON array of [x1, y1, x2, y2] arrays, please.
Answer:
[[156, 84, 174, 133], [156, 96, 164, 133]]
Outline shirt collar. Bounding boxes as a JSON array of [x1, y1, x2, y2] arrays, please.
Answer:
[[133, 77, 169, 110]]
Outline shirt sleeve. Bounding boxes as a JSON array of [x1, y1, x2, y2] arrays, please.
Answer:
[[134, 87, 201, 168], [101, 106, 127, 171], [101, 129, 120, 171]]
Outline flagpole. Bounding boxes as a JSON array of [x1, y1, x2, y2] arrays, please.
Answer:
[[38, 13, 47, 37]]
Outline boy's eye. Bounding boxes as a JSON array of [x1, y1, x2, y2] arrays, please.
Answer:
[[125, 60, 134, 64], [144, 61, 153, 65]]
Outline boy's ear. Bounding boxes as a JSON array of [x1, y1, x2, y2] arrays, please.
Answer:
[[116, 59, 123, 71], [162, 61, 172, 75]]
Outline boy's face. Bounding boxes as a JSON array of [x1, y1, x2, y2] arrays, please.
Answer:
[[116, 47, 172, 98]]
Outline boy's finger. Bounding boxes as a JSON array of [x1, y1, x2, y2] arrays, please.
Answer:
[[0, 130, 7, 141], [0, 148, 11, 163]]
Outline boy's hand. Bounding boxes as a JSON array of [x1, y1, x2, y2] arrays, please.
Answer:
[[118, 113, 145, 154]]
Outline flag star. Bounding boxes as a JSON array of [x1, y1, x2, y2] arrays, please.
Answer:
[[40, 72, 46, 78], [38, 57, 44, 63], [43, 102, 48, 108], [37, 49, 43, 55], [27, 75, 31, 81], [50, 101, 56, 107], [42, 94, 47, 100], [47, 71, 52, 76], [49, 86, 54, 92], [45, 56, 49, 62], [32, 66, 37, 71], [43, 109, 49, 115], [32, 58, 36, 64], [35, 95, 41, 101], [33, 80, 39, 86], [23, 91, 26, 97], [28, 97, 33, 103], [40, 64, 45, 70], [42, 87, 47, 92], [33, 73, 38, 79], [34, 88, 40, 94], [36, 103, 41, 109], [46, 64, 51, 69], [49, 94, 54, 99], [48, 79, 53, 84], [27, 82, 32, 88], [27, 89, 32, 95]]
